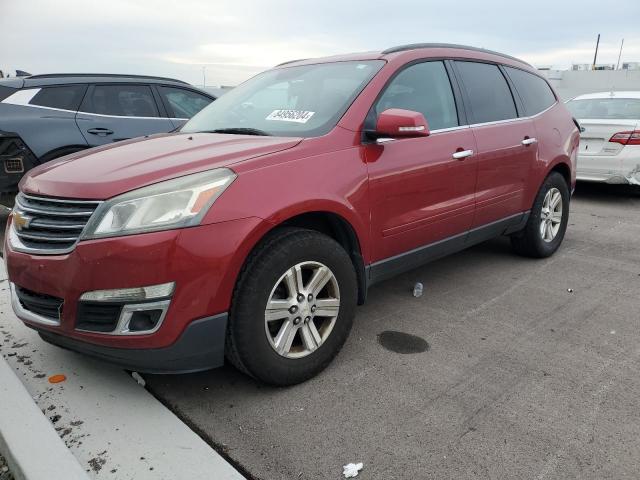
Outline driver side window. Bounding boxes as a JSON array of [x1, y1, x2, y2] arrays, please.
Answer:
[[375, 61, 459, 131]]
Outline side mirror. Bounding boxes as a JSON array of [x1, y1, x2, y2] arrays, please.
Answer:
[[374, 108, 430, 139]]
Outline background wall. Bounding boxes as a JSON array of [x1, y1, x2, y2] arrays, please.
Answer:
[[540, 69, 640, 100]]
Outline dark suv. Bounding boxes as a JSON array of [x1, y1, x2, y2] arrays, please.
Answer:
[[0, 74, 215, 198]]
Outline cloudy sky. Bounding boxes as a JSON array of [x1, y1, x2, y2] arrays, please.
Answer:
[[2, 0, 639, 86]]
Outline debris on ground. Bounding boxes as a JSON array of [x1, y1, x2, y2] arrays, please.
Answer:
[[131, 372, 145, 387], [48, 374, 66, 384], [412, 282, 423, 298], [343, 462, 364, 478]]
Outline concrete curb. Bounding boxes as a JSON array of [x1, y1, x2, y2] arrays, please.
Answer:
[[0, 260, 245, 479], [0, 354, 89, 480]]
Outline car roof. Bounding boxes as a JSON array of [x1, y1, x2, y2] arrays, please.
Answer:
[[571, 91, 640, 100], [22, 73, 187, 87], [12, 74, 214, 98], [275, 43, 533, 70]]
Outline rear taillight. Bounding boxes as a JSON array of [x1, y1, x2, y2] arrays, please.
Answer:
[[609, 130, 640, 146]]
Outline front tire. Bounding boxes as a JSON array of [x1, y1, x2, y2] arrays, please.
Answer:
[[511, 171, 570, 258], [225, 228, 357, 386]]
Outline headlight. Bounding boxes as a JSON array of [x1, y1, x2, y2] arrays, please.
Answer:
[[82, 168, 236, 239]]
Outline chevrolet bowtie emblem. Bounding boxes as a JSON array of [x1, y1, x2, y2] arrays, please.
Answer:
[[12, 211, 32, 231]]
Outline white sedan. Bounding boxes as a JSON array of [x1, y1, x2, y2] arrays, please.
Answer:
[[566, 91, 640, 185]]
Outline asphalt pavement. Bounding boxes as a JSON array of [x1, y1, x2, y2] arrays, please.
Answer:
[[1, 184, 638, 479], [145, 183, 640, 480]]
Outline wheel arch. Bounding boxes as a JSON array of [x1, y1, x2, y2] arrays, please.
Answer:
[[235, 207, 369, 306], [38, 145, 88, 163], [548, 161, 572, 188], [278, 211, 368, 305]]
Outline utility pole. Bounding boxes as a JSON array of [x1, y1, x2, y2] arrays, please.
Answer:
[[592, 33, 600, 70], [202, 66, 206, 87], [616, 38, 624, 70]]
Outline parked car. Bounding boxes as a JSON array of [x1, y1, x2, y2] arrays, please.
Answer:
[[0, 74, 215, 200], [5, 44, 579, 386], [566, 91, 640, 185]]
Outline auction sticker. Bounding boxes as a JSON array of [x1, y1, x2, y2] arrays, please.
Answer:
[[266, 109, 315, 123]]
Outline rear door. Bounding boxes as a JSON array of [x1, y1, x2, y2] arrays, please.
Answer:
[[365, 60, 478, 264], [155, 85, 214, 129], [453, 61, 537, 227], [76, 83, 173, 146], [0, 84, 88, 160]]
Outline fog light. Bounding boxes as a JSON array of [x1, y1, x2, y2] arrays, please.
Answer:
[[79, 282, 175, 302], [128, 309, 163, 332]]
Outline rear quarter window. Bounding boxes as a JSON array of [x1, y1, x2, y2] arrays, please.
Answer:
[[29, 85, 87, 110], [0, 85, 17, 102], [504, 67, 556, 116], [158, 86, 213, 118]]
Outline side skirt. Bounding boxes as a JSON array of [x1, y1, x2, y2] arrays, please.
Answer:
[[367, 211, 529, 286]]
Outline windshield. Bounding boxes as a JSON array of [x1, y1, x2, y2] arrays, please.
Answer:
[[567, 98, 640, 120], [182, 60, 384, 137]]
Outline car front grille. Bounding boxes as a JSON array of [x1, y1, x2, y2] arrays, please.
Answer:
[[15, 285, 64, 321], [12, 193, 101, 254]]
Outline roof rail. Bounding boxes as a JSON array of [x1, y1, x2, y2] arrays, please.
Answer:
[[275, 59, 309, 67], [25, 73, 189, 84], [381, 43, 531, 66]]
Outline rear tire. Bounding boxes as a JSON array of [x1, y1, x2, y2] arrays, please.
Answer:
[[225, 228, 357, 386], [511, 171, 570, 258]]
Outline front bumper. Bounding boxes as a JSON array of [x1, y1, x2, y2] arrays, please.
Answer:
[[5, 215, 265, 366], [36, 313, 228, 374]]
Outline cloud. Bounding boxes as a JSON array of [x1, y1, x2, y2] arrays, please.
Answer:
[[1, 0, 639, 85], [160, 41, 341, 68]]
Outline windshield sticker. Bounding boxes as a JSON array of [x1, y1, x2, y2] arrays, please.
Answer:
[[266, 109, 315, 123]]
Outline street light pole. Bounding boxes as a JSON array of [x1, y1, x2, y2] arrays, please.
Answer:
[[616, 39, 624, 70], [592, 33, 600, 70]]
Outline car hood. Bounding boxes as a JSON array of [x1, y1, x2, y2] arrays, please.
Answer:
[[20, 132, 302, 199]]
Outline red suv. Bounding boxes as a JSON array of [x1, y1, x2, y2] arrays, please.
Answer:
[[5, 44, 579, 385]]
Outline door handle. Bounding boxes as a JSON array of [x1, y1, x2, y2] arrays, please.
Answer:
[[87, 128, 114, 136], [522, 137, 537, 146], [452, 149, 474, 160]]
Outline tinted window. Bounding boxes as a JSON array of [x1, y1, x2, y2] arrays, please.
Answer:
[[158, 86, 213, 118], [375, 61, 458, 130], [30, 85, 87, 110], [0, 85, 16, 102], [566, 98, 640, 120], [505, 67, 556, 116], [83, 85, 159, 117], [455, 61, 517, 124]]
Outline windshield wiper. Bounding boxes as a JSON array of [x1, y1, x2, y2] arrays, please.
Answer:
[[203, 127, 271, 136]]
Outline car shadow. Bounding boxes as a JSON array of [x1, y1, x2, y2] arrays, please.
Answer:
[[572, 181, 640, 202]]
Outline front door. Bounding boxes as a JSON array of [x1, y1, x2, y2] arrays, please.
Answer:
[[365, 60, 478, 271]]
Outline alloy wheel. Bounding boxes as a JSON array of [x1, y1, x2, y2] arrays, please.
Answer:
[[540, 187, 563, 242], [264, 261, 340, 359]]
